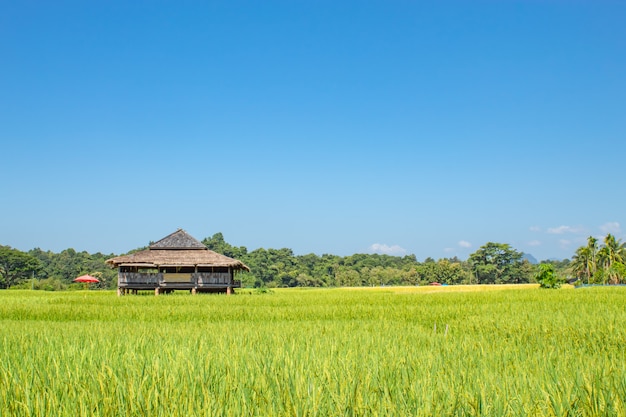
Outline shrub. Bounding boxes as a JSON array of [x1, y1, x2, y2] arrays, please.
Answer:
[[535, 263, 565, 289], [10, 278, 68, 291]]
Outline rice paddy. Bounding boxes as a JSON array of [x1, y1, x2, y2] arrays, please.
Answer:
[[1, 286, 625, 416]]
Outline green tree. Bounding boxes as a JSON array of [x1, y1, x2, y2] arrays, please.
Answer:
[[28, 247, 117, 288], [416, 261, 438, 285], [572, 234, 626, 285], [335, 268, 362, 287], [435, 259, 471, 285], [571, 236, 598, 284], [0, 246, 42, 289], [468, 242, 530, 284], [202, 233, 248, 258], [535, 263, 564, 289], [597, 234, 626, 284]]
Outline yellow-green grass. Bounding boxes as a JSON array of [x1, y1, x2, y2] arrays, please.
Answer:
[[342, 283, 551, 293], [1, 286, 625, 416]]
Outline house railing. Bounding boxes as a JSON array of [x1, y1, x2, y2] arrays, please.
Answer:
[[119, 272, 162, 285], [119, 272, 241, 288]]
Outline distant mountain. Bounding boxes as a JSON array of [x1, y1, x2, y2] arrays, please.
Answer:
[[521, 253, 538, 264]]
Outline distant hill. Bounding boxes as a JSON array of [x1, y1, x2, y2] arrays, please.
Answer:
[[521, 253, 538, 264]]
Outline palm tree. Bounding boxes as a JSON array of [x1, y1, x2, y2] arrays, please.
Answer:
[[586, 236, 598, 283], [597, 234, 626, 284], [571, 236, 598, 284], [571, 246, 589, 283]]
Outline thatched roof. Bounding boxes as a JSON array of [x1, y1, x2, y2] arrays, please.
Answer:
[[149, 229, 206, 250], [106, 229, 250, 271]]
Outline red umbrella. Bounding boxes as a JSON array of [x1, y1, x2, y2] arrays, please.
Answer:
[[73, 274, 100, 283]]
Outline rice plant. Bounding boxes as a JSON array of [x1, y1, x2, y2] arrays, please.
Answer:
[[0, 286, 625, 416]]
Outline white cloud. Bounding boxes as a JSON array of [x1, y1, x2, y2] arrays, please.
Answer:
[[600, 222, 621, 234], [559, 239, 572, 248], [529, 226, 541, 232], [444, 247, 454, 253], [458, 240, 471, 248], [547, 225, 583, 235], [369, 243, 407, 256], [528, 240, 541, 247]]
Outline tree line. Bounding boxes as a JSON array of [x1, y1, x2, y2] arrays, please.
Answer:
[[1, 232, 625, 290], [570, 234, 626, 285]]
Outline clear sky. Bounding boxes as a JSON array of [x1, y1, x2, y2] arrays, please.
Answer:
[[1, 1, 625, 261]]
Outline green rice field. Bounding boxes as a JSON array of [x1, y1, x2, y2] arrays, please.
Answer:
[[1, 285, 625, 416]]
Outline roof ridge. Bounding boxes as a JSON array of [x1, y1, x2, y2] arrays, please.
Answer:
[[149, 229, 206, 250]]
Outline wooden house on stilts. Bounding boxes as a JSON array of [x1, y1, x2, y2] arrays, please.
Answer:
[[106, 229, 250, 296]]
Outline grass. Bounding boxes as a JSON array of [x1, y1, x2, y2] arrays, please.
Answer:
[[1, 286, 625, 416]]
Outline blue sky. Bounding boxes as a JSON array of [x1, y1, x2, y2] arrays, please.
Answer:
[[1, 1, 625, 261]]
